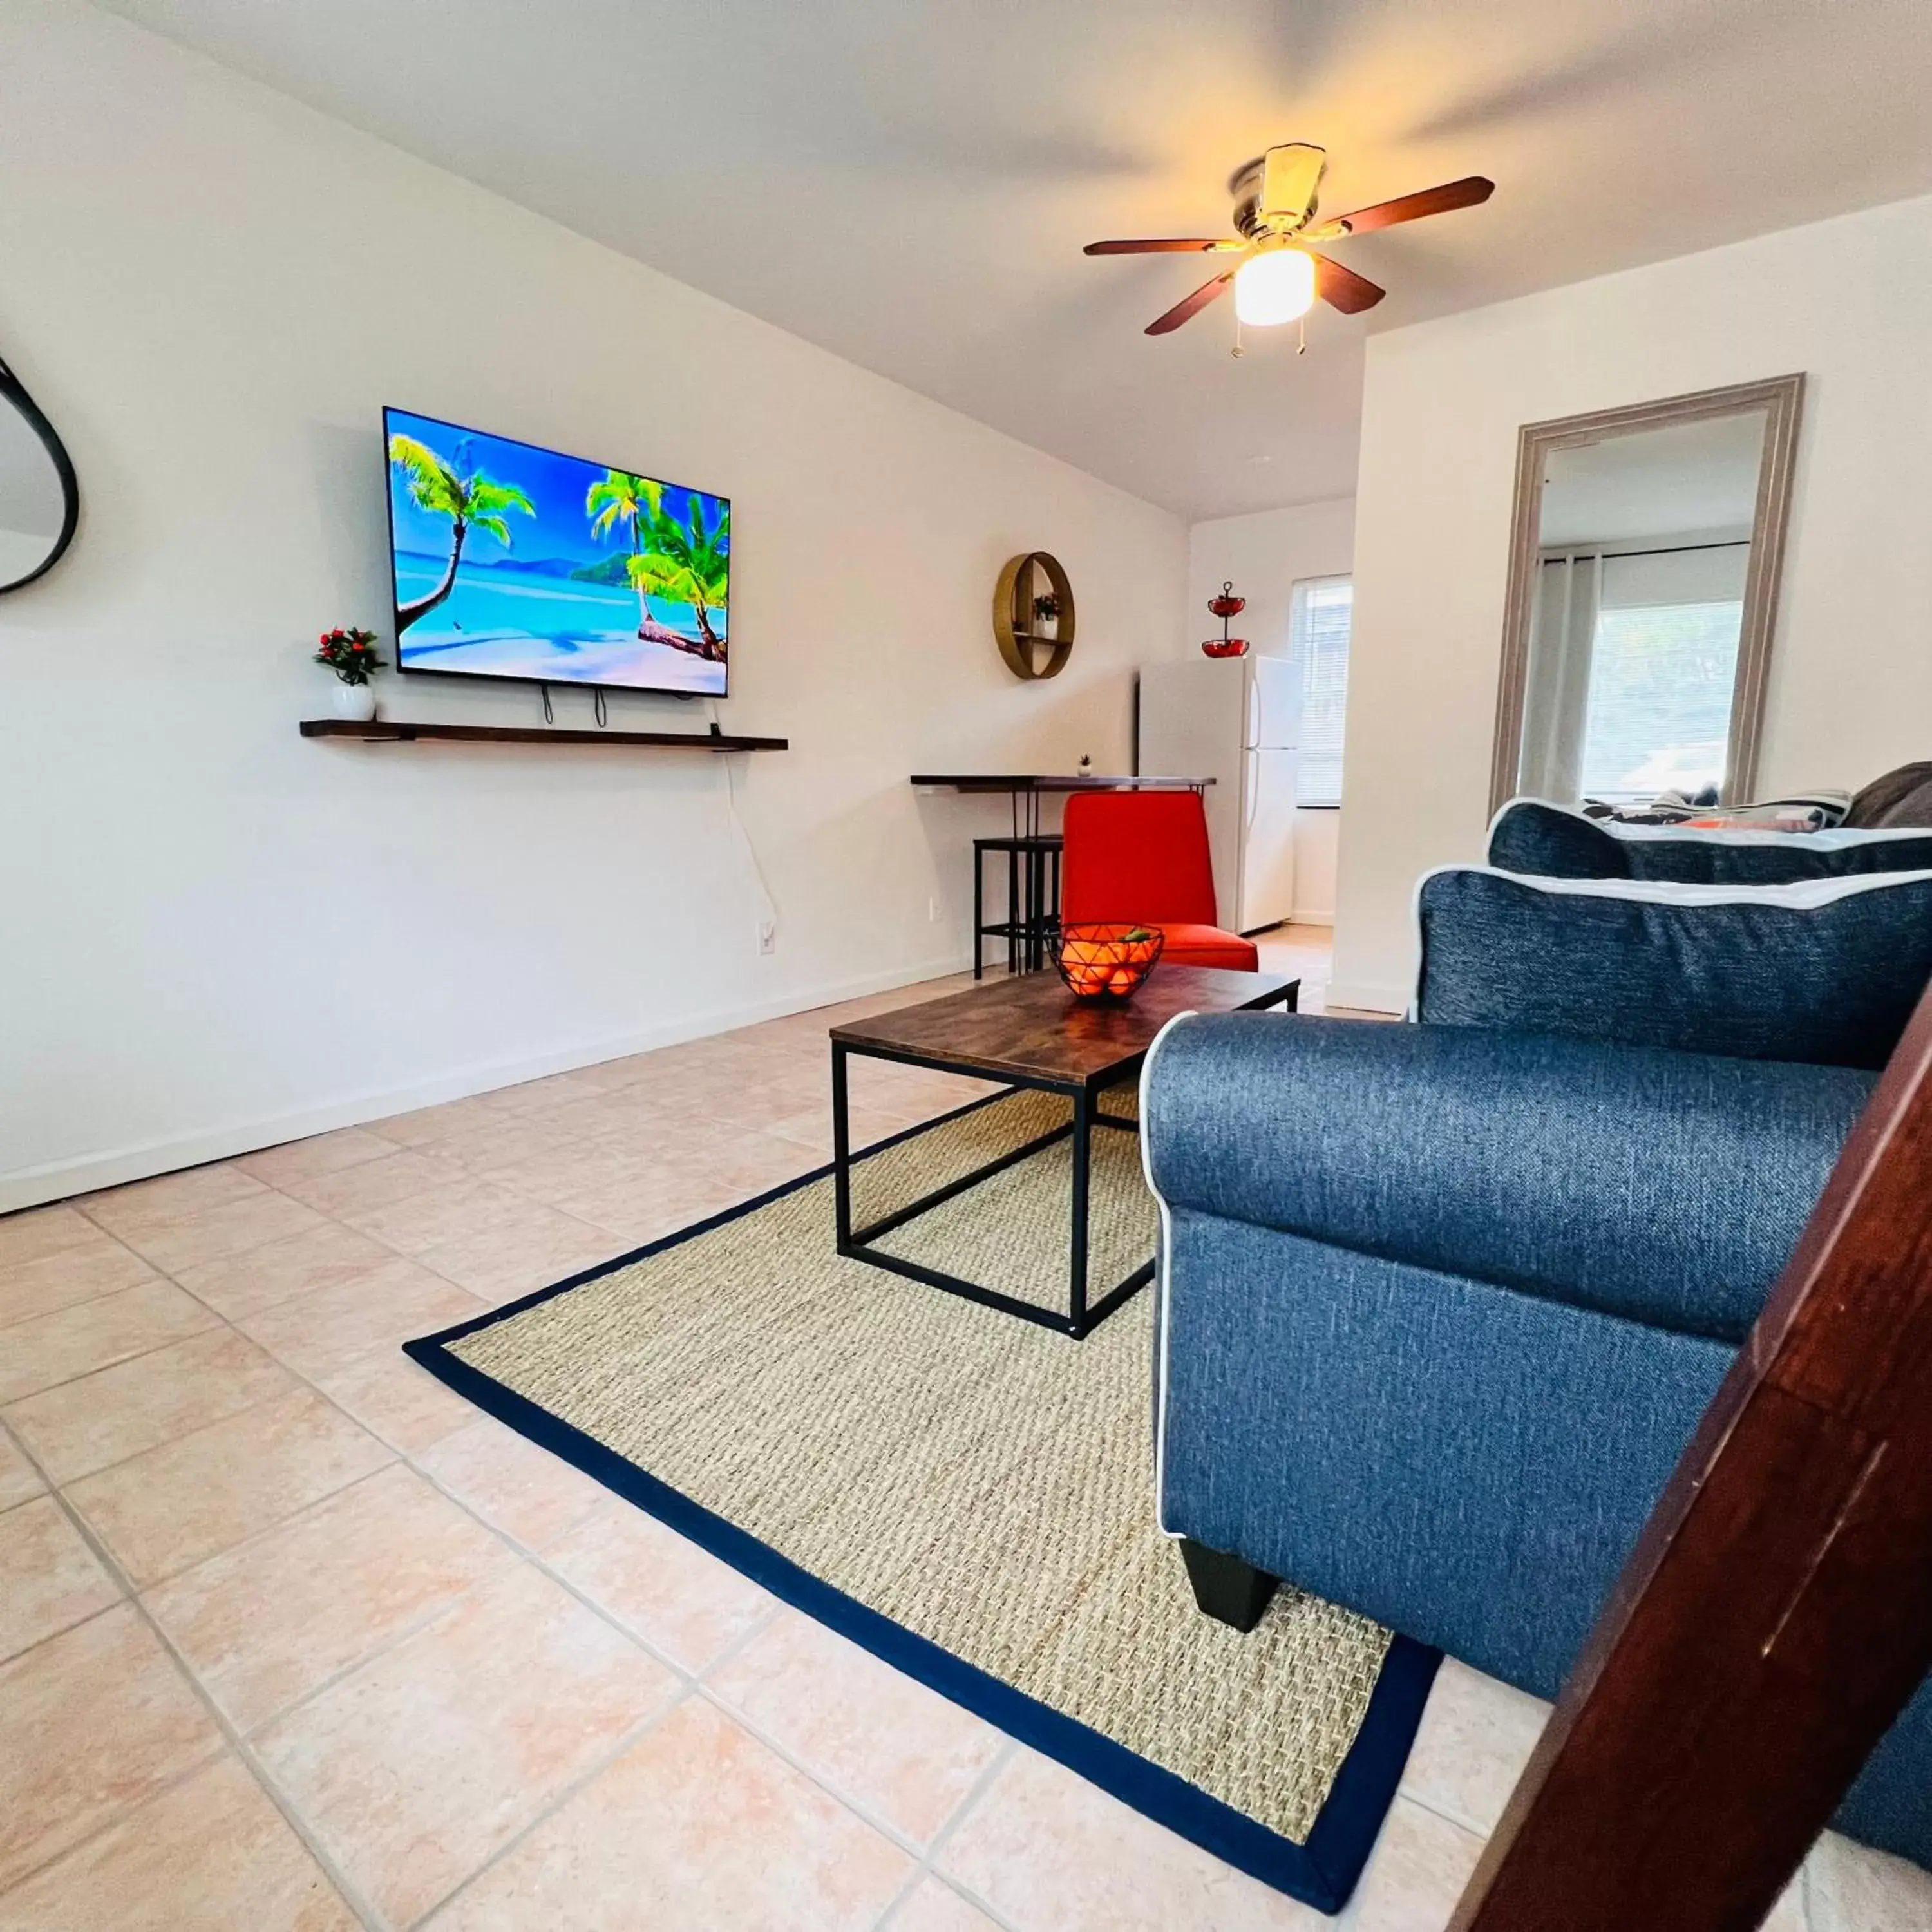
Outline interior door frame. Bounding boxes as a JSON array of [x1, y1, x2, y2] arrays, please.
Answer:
[[1486, 372, 1806, 815]]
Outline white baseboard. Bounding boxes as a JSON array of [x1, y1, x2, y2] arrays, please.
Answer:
[[1288, 908, 1334, 927], [1, 952, 971, 1215], [1323, 979, 1408, 1015]]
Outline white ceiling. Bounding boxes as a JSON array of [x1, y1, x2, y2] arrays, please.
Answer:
[[99, 0, 1932, 520], [1539, 412, 1768, 547]]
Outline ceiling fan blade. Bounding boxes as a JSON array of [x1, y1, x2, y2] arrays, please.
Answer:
[[1329, 176, 1494, 236], [1084, 238, 1244, 255], [1146, 270, 1236, 335], [1258, 143, 1327, 225], [1312, 252, 1386, 314]]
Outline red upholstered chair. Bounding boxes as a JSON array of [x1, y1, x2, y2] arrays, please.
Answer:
[[1060, 791, 1259, 971]]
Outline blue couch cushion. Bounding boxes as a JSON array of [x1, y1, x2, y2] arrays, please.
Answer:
[[1142, 1014, 1873, 1343], [1488, 797, 1932, 884], [1416, 866, 1932, 1070], [1488, 799, 1633, 878]]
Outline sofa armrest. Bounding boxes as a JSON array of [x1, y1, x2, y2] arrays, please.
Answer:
[[1142, 1014, 1874, 1342]]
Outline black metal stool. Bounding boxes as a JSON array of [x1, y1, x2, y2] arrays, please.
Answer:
[[972, 835, 1063, 977]]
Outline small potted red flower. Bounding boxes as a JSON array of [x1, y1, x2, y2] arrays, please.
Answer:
[[314, 627, 386, 722]]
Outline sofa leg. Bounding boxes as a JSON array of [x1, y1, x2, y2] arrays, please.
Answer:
[[1179, 1539, 1279, 1633]]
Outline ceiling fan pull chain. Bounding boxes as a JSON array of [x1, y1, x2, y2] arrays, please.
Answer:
[[1231, 311, 1245, 359], [1297, 314, 1307, 355]]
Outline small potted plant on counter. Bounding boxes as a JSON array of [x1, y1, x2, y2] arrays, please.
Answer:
[[314, 627, 386, 721]]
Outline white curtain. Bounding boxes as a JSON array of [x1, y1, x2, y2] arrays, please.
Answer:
[[1519, 553, 1601, 801]]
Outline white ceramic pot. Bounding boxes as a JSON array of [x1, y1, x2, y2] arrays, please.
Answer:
[[330, 679, 378, 723]]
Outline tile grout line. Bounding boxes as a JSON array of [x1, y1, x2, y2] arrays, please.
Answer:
[[0, 1320, 223, 1409], [0, 1412, 395, 1932], [176, 1331, 979, 1898], [30, 1374, 752, 1927], [379, 1369, 1019, 1924], [55, 1426, 400, 1596], [336, 1382, 1028, 1923], [871, 1736, 1025, 1932], [9, 1372, 355, 1500], [396, 1689, 694, 1929], [158, 1472, 523, 1728], [383, 1429, 1020, 1891]]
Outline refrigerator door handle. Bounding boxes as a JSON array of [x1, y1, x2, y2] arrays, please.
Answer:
[[1244, 747, 1259, 829], [1245, 674, 1260, 750]]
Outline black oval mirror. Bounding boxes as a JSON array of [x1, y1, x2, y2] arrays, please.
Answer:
[[0, 354, 79, 594]]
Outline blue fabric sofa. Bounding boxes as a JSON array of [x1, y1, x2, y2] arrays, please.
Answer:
[[1142, 1009, 1932, 1870], [1488, 795, 1932, 883]]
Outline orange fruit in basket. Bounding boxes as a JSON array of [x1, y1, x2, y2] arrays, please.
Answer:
[[1108, 967, 1137, 994]]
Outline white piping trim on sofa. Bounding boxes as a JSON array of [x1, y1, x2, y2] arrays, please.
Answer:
[[1139, 1008, 1196, 1541]]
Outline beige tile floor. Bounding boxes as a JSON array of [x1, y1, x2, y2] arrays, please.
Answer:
[[3, 928, 1928, 1930]]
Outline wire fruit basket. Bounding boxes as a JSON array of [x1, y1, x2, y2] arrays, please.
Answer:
[[1055, 923, 1165, 1001]]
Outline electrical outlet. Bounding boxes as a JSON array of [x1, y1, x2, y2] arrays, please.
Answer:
[[757, 919, 776, 956], [927, 895, 941, 923]]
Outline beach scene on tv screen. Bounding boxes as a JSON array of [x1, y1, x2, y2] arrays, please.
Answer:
[[385, 409, 729, 695]]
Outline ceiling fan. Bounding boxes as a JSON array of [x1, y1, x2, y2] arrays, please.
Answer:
[[1084, 144, 1493, 337]]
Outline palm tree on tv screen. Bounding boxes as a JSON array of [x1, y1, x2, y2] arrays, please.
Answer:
[[585, 469, 665, 632], [627, 496, 730, 660], [388, 433, 534, 632]]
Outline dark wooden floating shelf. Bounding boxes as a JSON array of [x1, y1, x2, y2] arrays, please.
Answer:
[[299, 720, 788, 752]]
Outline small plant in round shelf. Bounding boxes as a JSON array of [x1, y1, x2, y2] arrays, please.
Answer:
[[1202, 580, 1250, 659], [315, 626, 386, 722], [1056, 923, 1165, 1003]]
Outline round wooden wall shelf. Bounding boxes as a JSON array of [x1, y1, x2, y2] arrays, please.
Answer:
[[994, 551, 1075, 681]]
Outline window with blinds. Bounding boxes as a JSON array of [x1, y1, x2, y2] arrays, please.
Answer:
[[1290, 575, 1352, 806]]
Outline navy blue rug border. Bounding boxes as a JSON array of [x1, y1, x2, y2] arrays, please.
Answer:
[[402, 1098, 1439, 1915]]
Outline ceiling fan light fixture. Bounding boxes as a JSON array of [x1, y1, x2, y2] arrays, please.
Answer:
[[1233, 247, 1316, 327]]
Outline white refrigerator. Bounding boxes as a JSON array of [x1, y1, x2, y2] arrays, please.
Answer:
[[1136, 657, 1300, 934]]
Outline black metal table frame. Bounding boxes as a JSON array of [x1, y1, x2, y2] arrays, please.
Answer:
[[832, 1045, 1143, 1338], [830, 975, 1298, 1340]]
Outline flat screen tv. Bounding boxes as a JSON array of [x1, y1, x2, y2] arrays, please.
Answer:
[[383, 406, 730, 697]]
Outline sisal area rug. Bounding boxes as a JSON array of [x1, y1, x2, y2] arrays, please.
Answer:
[[406, 1089, 1437, 1913]]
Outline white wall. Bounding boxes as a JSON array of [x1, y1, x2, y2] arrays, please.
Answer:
[[1188, 497, 1354, 923], [0, 0, 1186, 1210], [1332, 193, 1932, 1010]]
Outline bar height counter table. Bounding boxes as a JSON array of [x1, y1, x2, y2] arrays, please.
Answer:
[[911, 775, 1215, 978]]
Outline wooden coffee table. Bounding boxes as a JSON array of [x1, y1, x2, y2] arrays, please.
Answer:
[[829, 966, 1298, 1338]]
